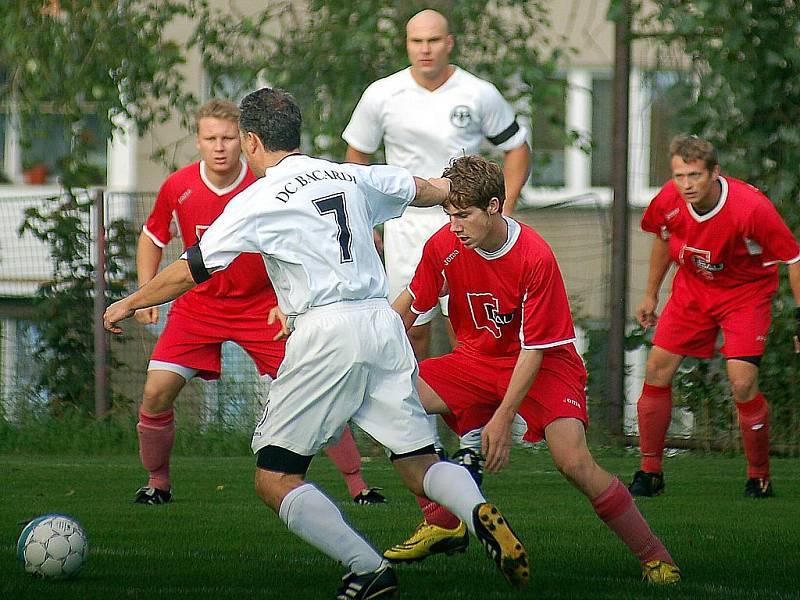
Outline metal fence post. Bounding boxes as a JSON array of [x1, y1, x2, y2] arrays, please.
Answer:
[[94, 188, 109, 417]]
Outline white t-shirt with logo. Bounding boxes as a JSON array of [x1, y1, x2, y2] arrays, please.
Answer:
[[342, 66, 528, 180], [194, 154, 416, 317]]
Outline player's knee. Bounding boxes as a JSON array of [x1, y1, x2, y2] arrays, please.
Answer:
[[141, 384, 176, 413], [730, 378, 758, 402], [553, 452, 594, 486]]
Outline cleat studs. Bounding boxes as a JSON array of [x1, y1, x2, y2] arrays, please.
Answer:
[[491, 507, 498, 515]]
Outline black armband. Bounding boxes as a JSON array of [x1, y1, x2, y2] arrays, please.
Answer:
[[487, 120, 521, 146], [186, 244, 212, 284]]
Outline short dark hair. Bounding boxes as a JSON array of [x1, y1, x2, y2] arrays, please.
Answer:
[[442, 155, 505, 211], [669, 134, 718, 171], [238, 88, 301, 152]]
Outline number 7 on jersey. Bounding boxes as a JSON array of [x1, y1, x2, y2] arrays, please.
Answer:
[[313, 192, 353, 263]]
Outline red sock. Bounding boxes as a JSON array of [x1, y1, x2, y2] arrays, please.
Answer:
[[416, 496, 461, 530], [324, 426, 368, 498], [637, 383, 672, 473], [591, 478, 673, 564], [137, 408, 175, 491], [736, 393, 770, 479]]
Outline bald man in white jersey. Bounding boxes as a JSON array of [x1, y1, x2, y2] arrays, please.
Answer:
[[104, 87, 529, 599], [344, 9, 530, 360], [344, 8, 531, 490]]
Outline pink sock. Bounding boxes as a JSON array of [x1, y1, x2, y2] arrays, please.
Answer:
[[416, 496, 461, 530], [736, 393, 770, 479], [324, 426, 368, 498], [637, 383, 672, 473], [137, 408, 175, 491], [591, 477, 673, 564]]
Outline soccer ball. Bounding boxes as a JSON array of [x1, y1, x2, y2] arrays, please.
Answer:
[[17, 514, 88, 579]]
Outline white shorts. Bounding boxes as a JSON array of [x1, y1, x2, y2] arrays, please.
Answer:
[[251, 298, 436, 456], [384, 207, 449, 325]]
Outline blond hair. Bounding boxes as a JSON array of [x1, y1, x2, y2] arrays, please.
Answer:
[[195, 98, 240, 130]]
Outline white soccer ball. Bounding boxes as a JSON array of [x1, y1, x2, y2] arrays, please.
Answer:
[[17, 514, 88, 579]]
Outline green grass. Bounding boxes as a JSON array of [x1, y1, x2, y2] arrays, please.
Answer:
[[1, 449, 799, 599]]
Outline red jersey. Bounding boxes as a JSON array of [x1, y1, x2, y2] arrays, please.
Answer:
[[409, 218, 579, 360], [642, 176, 800, 295], [143, 160, 278, 321]]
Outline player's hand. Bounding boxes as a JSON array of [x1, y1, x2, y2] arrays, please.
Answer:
[[268, 306, 290, 341], [103, 299, 135, 334], [134, 306, 159, 325], [481, 410, 514, 474], [794, 307, 800, 354], [635, 296, 658, 329]]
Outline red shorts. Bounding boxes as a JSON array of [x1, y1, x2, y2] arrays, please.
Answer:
[[151, 308, 285, 380], [654, 276, 773, 359], [419, 346, 588, 442]]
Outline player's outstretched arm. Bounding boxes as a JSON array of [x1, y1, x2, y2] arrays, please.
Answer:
[[103, 259, 197, 334], [483, 348, 543, 473], [411, 176, 450, 208]]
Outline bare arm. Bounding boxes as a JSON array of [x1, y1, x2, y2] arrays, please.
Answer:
[[501, 143, 531, 216], [391, 289, 418, 332], [134, 233, 164, 324], [103, 259, 197, 334], [345, 145, 372, 165], [482, 348, 543, 473], [412, 176, 450, 208], [636, 236, 673, 328]]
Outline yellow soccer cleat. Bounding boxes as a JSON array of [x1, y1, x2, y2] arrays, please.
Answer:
[[472, 503, 530, 589], [383, 520, 468, 563], [641, 560, 681, 584]]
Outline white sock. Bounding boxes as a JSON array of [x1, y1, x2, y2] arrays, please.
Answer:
[[278, 483, 384, 575], [459, 414, 528, 450], [422, 461, 486, 536], [459, 428, 482, 451]]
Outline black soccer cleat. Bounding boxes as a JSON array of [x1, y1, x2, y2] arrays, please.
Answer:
[[451, 448, 485, 487], [628, 470, 665, 497], [744, 477, 774, 498], [353, 488, 388, 505], [336, 563, 397, 600], [133, 486, 172, 505], [472, 503, 529, 589]]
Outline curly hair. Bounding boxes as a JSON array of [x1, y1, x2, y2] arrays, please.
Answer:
[[441, 155, 505, 211]]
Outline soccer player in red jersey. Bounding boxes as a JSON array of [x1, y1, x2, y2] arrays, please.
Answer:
[[629, 134, 800, 499], [387, 155, 680, 584], [133, 99, 384, 506]]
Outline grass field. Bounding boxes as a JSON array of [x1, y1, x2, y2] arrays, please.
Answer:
[[1, 448, 799, 599]]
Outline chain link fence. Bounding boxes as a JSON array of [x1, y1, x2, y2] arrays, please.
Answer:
[[0, 190, 797, 454]]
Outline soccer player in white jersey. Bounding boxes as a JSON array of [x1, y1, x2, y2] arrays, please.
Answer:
[[343, 7, 531, 497], [343, 8, 530, 360], [104, 87, 529, 598]]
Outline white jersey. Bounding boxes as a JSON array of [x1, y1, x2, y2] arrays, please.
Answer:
[[342, 66, 528, 182], [195, 154, 416, 317]]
